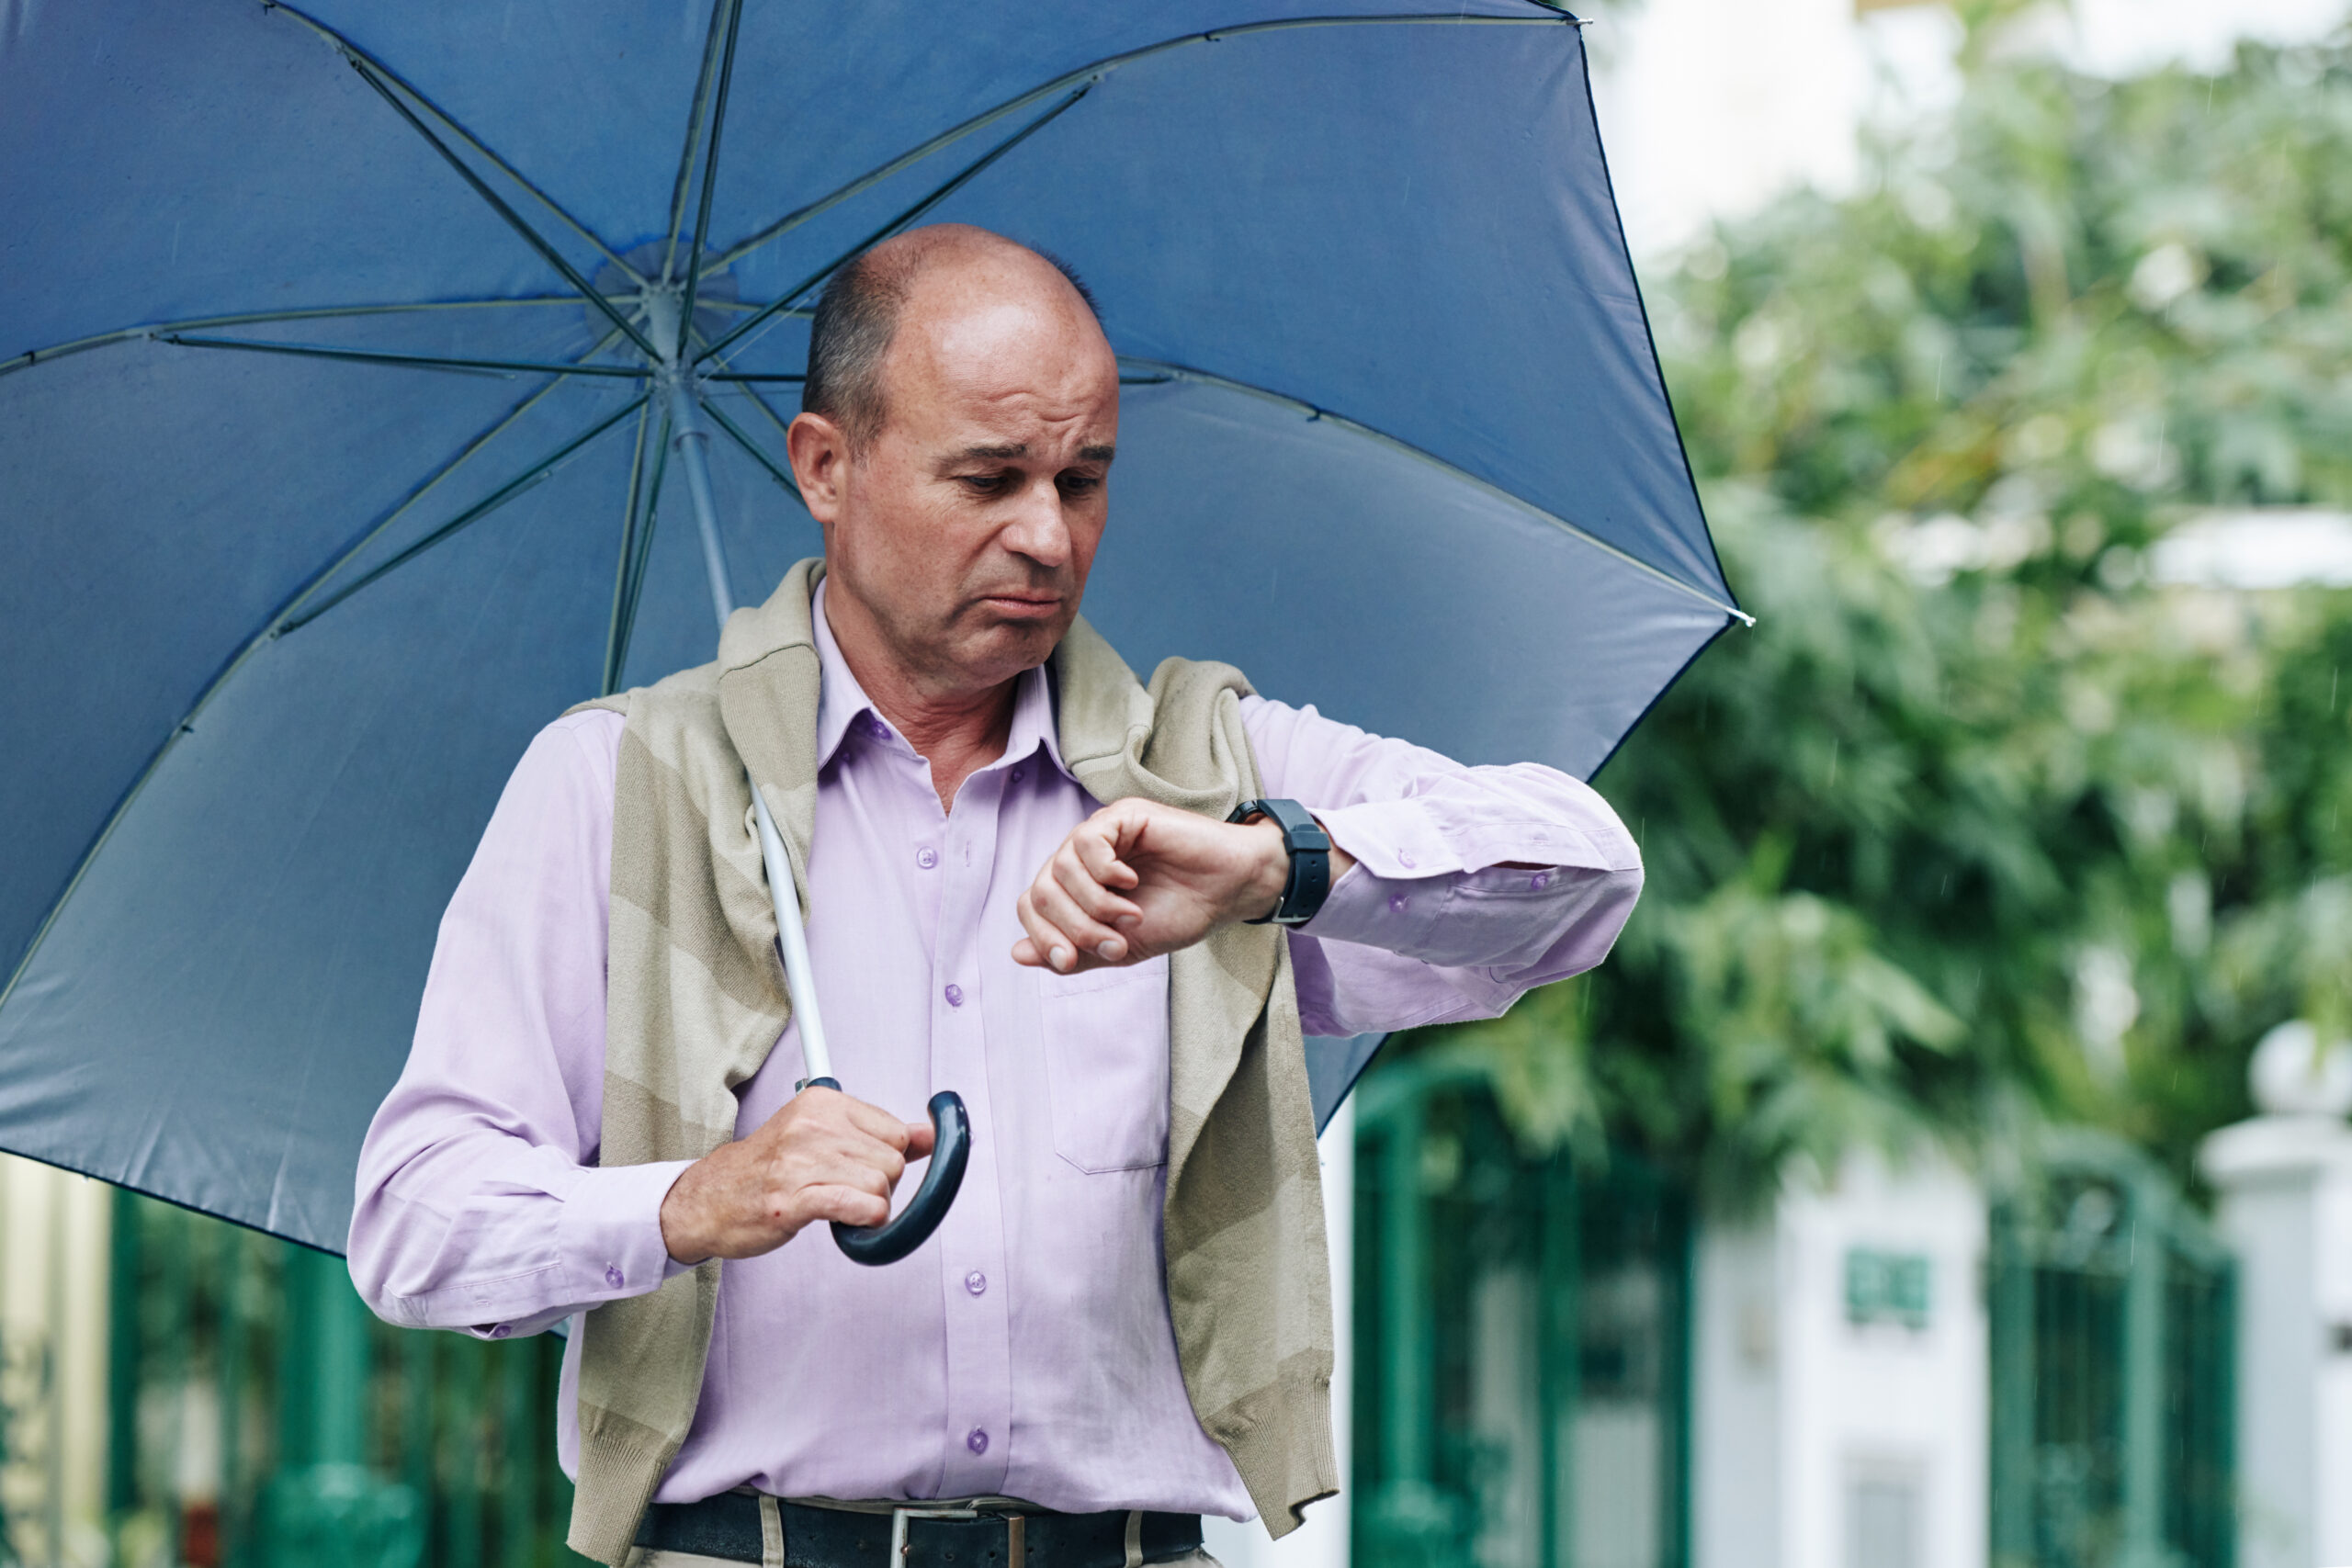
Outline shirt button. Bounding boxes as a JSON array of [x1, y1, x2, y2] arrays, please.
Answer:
[[864, 714, 888, 739], [489, 1324, 512, 1340], [944, 983, 965, 1008], [1530, 872, 1552, 890], [1010, 767, 1025, 784], [1397, 852, 1418, 870], [965, 1270, 988, 1296], [605, 1264, 626, 1290], [916, 847, 938, 870], [1388, 893, 1409, 914], [967, 1428, 989, 1455]]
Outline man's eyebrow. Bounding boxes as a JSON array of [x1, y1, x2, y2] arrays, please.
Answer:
[[1078, 444, 1116, 462], [958, 443, 1027, 460]]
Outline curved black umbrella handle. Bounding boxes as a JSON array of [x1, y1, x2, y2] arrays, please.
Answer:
[[802, 1081, 971, 1267]]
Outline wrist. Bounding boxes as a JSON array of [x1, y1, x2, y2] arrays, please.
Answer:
[[659, 1164, 717, 1266], [1240, 818, 1291, 921]]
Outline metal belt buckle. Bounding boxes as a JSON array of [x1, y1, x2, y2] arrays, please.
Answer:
[[887, 1505, 980, 1565]]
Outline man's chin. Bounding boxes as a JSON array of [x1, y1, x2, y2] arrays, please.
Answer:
[[962, 613, 1073, 675]]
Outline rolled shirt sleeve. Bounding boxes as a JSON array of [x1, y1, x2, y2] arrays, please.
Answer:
[[347, 711, 688, 1339], [1240, 696, 1644, 1037]]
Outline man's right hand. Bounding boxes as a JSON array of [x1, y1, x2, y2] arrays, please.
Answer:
[[659, 1087, 935, 1265]]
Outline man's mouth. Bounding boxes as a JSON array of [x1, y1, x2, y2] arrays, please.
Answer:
[[979, 592, 1063, 620]]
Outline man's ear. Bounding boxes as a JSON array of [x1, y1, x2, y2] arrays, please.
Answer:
[[786, 412, 851, 524]]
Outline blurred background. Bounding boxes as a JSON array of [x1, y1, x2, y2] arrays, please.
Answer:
[[6, 0, 2351, 1564]]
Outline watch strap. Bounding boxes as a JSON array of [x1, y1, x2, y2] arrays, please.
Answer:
[[1227, 798, 1333, 927]]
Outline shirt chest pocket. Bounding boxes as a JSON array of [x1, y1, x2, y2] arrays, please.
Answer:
[[1038, 957, 1171, 1173]]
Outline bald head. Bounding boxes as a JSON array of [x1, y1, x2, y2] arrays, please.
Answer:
[[804, 225, 1102, 450]]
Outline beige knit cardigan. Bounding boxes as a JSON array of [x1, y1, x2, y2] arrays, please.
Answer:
[[560, 559, 1336, 1563]]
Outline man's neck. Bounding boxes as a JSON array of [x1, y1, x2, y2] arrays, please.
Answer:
[[822, 589, 1018, 814]]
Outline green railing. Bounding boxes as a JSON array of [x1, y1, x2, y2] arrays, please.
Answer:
[[1988, 1131, 2235, 1568], [1352, 1057, 1690, 1568], [102, 1189, 588, 1568]]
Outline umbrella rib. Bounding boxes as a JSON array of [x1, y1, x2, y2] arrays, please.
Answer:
[[609, 415, 675, 695], [676, 0, 747, 360], [662, 0, 736, 288], [273, 326, 636, 624], [265, 2, 643, 288], [281, 396, 650, 634], [707, 355, 805, 460], [339, 54, 662, 362], [703, 10, 1573, 279], [699, 394, 804, 504], [603, 402, 659, 694], [699, 84, 1093, 366], [157, 333, 650, 379], [1118, 356, 1753, 625], [0, 299, 610, 384], [0, 330, 635, 1019]]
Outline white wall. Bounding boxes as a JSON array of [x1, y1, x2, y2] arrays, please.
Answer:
[[1585, 0, 1962, 259], [2201, 1114, 2352, 1568], [1202, 1098, 1353, 1568], [0, 1151, 114, 1568], [1694, 1150, 1987, 1568], [1586, 0, 2349, 264]]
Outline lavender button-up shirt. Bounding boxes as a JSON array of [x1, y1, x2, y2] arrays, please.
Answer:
[[348, 586, 1642, 1518]]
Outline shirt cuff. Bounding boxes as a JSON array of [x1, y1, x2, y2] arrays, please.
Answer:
[[555, 1158, 698, 1302], [1310, 798, 1463, 879], [1303, 863, 1447, 950]]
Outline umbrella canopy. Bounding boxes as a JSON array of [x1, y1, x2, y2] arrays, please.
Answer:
[[0, 0, 1739, 1252]]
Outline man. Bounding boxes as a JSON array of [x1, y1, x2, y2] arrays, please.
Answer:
[[349, 224, 1642, 1568]]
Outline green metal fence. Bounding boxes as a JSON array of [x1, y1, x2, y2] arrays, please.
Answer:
[[1352, 1058, 1690, 1568], [1987, 1131, 2235, 1568], [102, 1189, 588, 1568]]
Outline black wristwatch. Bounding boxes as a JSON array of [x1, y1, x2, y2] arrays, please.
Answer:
[[1227, 798, 1333, 928]]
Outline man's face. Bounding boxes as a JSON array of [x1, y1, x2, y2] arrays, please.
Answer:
[[796, 261, 1120, 696]]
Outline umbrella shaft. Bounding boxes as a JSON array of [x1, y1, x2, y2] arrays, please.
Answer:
[[662, 372, 834, 1085], [665, 377, 736, 627]]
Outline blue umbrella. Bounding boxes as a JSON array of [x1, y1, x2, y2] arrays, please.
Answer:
[[0, 0, 1741, 1253]]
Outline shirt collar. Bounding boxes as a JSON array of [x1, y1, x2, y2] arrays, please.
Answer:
[[811, 577, 1071, 780]]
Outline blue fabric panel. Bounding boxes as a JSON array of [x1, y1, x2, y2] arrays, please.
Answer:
[[0, 0, 556, 360], [1089, 380, 1725, 776], [0, 432, 639, 1243], [0, 337, 546, 990], [292, 3, 1536, 275]]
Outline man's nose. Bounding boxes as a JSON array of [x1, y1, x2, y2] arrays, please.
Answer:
[[999, 476, 1072, 569]]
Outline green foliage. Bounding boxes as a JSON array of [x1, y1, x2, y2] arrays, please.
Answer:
[[1406, 22, 2352, 1202]]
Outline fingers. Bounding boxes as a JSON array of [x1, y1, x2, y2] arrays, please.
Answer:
[[1025, 868, 1131, 969], [802, 1182, 893, 1229], [838, 1093, 916, 1152], [1015, 809, 1148, 972], [1069, 810, 1143, 893], [905, 1117, 937, 1160], [1053, 832, 1143, 927]]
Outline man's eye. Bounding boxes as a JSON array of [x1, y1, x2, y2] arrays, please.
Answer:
[[1058, 474, 1102, 496], [958, 473, 1007, 494]]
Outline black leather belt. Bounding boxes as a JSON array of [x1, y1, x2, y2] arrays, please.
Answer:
[[634, 1493, 1204, 1568]]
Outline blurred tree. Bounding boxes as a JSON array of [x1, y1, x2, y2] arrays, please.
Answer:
[[1405, 18, 2352, 1201]]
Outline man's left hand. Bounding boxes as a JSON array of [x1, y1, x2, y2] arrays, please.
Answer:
[[1013, 797, 1354, 974]]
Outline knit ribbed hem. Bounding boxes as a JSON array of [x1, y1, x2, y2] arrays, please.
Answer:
[[568, 1408, 685, 1566], [1213, 1356, 1338, 1541]]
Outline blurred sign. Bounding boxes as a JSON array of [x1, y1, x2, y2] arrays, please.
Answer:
[[1844, 1247, 1932, 1331]]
